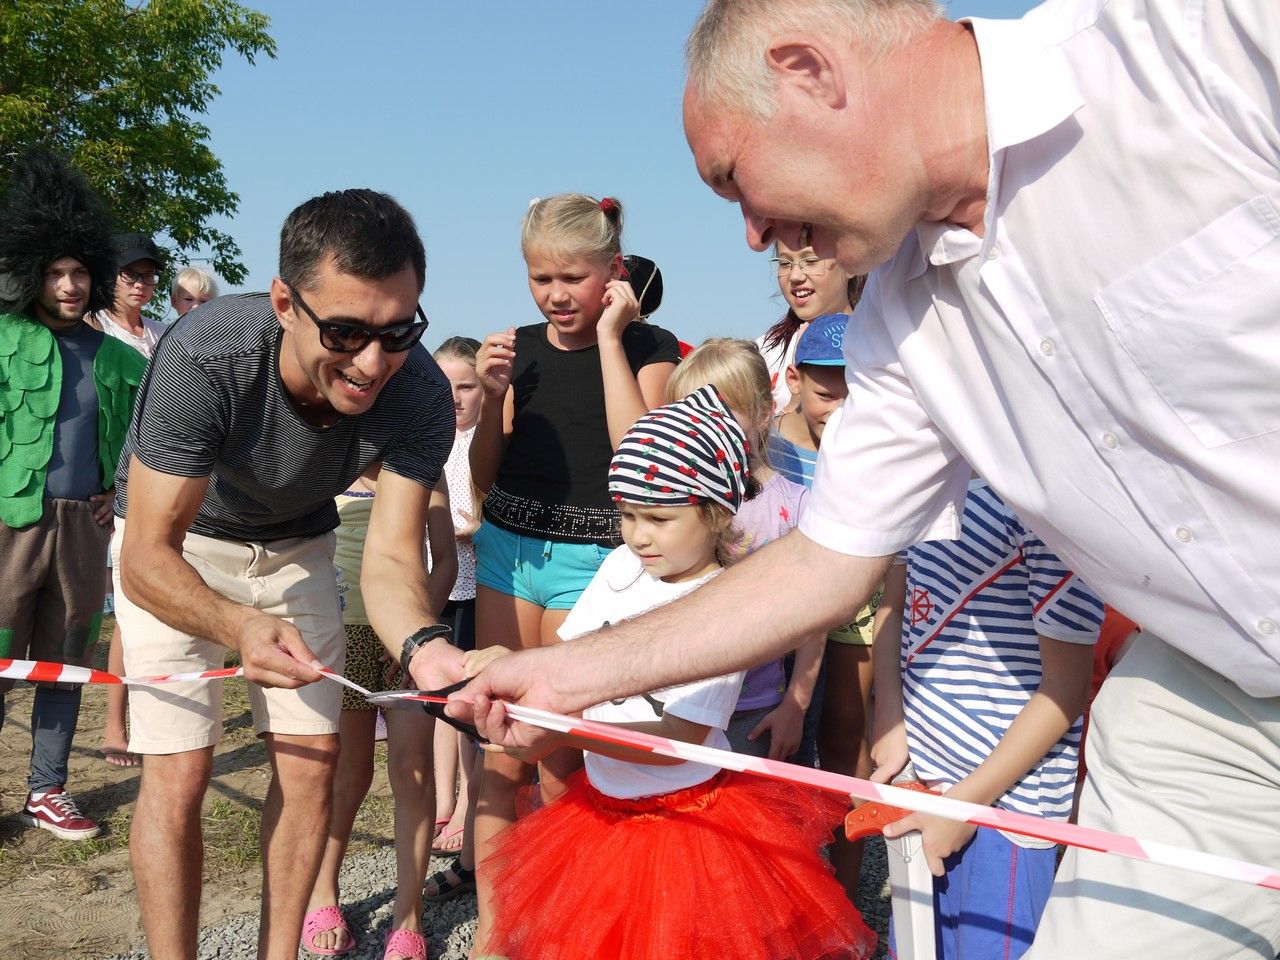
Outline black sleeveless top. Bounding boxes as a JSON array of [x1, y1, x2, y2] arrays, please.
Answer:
[[485, 321, 680, 545]]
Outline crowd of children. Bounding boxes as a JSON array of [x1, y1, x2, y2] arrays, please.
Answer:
[[7, 187, 1116, 960], [320, 191, 1105, 960]]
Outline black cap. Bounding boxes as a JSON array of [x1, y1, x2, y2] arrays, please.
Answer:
[[112, 232, 164, 272], [622, 254, 663, 318]]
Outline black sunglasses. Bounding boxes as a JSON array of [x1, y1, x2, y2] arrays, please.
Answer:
[[288, 285, 429, 354]]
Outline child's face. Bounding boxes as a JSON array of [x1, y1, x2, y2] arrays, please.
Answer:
[[774, 238, 850, 322], [438, 356, 483, 431], [171, 284, 212, 316], [785, 364, 848, 444], [525, 247, 621, 340], [619, 501, 719, 584]]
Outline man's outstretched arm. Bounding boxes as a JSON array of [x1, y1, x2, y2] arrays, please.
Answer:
[[453, 530, 892, 746], [120, 457, 325, 689]]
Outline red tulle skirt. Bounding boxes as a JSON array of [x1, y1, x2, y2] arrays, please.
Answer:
[[484, 769, 877, 960]]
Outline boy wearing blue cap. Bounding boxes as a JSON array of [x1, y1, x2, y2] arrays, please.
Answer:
[[768, 312, 849, 488]]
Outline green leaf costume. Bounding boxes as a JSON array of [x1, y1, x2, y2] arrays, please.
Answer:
[[0, 313, 146, 529]]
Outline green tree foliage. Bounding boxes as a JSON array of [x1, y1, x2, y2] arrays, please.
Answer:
[[0, 0, 275, 284]]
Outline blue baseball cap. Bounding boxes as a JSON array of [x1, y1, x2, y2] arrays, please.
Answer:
[[793, 312, 849, 366]]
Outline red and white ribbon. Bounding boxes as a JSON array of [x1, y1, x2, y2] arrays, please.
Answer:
[[377, 691, 1280, 893], [0, 657, 243, 686], [7, 656, 1277, 892]]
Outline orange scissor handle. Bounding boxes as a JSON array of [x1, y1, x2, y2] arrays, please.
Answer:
[[844, 781, 939, 840]]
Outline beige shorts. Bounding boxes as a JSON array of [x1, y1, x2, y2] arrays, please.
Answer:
[[111, 521, 345, 754]]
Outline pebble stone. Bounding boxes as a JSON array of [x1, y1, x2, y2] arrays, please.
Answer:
[[105, 837, 891, 959]]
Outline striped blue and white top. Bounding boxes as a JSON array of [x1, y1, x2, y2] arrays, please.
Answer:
[[900, 479, 1103, 822]]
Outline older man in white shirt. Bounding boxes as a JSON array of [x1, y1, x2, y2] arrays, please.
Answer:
[[458, 1, 1280, 955]]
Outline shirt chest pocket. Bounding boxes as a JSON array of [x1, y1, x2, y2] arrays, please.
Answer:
[[1094, 195, 1280, 448]]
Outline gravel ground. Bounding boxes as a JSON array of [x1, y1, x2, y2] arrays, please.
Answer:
[[105, 837, 892, 959]]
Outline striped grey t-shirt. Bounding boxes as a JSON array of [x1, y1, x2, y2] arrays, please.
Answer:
[[115, 292, 454, 542]]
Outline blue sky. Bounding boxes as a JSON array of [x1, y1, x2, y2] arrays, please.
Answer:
[[202, 0, 1035, 346]]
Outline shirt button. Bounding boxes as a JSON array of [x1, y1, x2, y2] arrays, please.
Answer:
[[1259, 618, 1277, 636], [1174, 526, 1193, 543], [1101, 432, 1119, 449], [1039, 339, 1055, 357], [986, 244, 1001, 261]]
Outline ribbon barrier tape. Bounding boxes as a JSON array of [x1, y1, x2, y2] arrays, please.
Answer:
[[0, 657, 243, 686], [5, 657, 1278, 892], [375, 691, 1280, 892]]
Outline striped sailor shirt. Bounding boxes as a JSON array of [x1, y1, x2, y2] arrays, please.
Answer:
[[114, 293, 454, 542], [900, 479, 1103, 822]]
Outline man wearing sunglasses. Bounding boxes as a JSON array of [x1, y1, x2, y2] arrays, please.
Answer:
[[112, 189, 461, 960]]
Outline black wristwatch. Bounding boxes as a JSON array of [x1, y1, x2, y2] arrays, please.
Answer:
[[399, 623, 453, 675]]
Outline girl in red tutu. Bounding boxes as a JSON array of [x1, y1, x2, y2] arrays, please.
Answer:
[[470, 385, 876, 960]]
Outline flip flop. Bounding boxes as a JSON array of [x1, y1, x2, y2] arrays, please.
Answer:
[[301, 905, 355, 957], [431, 823, 464, 856], [384, 927, 427, 960], [431, 815, 450, 839]]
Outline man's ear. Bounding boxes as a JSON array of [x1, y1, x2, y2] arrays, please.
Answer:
[[765, 35, 846, 109], [270, 277, 294, 330]]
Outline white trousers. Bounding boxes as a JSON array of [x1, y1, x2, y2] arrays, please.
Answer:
[[1028, 632, 1280, 959]]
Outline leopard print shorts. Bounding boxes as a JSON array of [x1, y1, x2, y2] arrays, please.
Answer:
[[341, 624, 401, 711]]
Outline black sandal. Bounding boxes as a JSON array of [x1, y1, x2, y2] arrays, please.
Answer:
[[423, 863, 476, 902]]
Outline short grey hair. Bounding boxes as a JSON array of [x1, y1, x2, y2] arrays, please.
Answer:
[[687, 0, 942, 120], [171, 265, 219, 298]]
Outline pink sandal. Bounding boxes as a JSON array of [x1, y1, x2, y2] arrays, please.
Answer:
[[301, 905, 355, 956], [384, 927, 428, 960]]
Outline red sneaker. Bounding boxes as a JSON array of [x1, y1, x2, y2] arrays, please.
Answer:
[[20, 788, 102, 840]]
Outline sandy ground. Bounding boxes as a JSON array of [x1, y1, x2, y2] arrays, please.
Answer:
[[0, 620, 890, 959]]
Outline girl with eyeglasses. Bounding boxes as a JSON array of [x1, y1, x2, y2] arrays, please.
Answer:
[[468, 193, 680, 947], [756, 234, 865, 414]]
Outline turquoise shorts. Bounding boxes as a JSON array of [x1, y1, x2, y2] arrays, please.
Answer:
[[473, 521, 610, 610]]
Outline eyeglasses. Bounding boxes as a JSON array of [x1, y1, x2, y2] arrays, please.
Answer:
[[288, 285, 429, 354], [120, 269, 160, 286], [769, 256, 832, 278]]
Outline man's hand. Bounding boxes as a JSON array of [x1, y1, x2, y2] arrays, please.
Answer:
[[89, 488, 115, 528], [445, 645, 563, 752], [748, 698, 805, 761], [236, 613, 325, 688], [407, 636, 467, 692], [883, 810, 977, 877]]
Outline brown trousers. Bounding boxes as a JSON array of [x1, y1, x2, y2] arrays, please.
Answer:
[[0, 498, 109, 668]]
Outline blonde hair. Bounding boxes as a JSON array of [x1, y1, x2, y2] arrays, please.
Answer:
[[698, 500, 743, 567], [171, 265, 218, 298], [521, 193, 623, 264], [686, 0, 941, 121], [667, 338, 773, 479]]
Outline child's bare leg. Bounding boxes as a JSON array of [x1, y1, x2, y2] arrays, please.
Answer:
[[473, 587, 544, 952], [306, 708, 376, 953], [819, 640, 875, 902], [432, 709, 460, 840], [100, 624, 139, 765], [385, 708, 435, 949], [536, 607, 582, 804]]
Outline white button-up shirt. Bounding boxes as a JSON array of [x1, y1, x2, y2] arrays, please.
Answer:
[[799, 0, 1280, 696]]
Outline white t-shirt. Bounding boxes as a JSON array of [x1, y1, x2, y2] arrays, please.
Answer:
[[559, 546, 744, 799], [92, 310, 168, 359]]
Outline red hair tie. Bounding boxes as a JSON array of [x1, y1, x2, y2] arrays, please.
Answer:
[[599, 197, 618, 214]]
